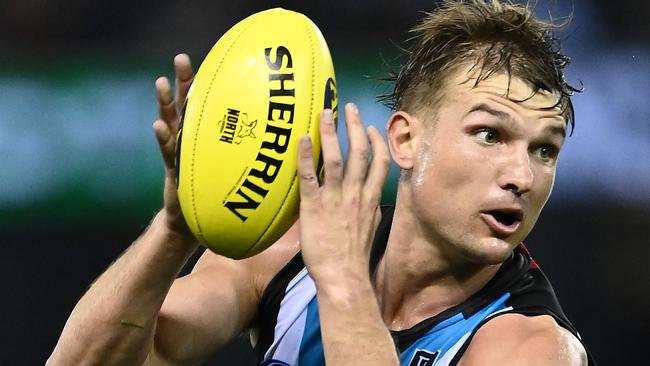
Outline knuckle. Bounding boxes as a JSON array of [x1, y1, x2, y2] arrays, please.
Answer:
[[379, 154, 391, 166], [321, 192, 340, 206], [299, 171, 318, 184], [372, 150, 390, 165], [351, 146, 369, 160], [360, 150, 370, 161], [344, 193, 361, 208], [363, 191, 381, 206], [327, 157, 343, 171]]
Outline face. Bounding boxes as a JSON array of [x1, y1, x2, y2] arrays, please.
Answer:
[[405, 66, 567, 265]]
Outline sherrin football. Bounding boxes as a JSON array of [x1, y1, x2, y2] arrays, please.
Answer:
[[176, 8, 337, 259]]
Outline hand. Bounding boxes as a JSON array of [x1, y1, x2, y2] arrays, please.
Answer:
[[152, 53, 195, 240], [297, 103, 391, 286]]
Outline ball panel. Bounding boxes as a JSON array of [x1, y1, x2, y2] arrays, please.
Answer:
[[177, 8, 336, 258], [245, 14, 334, 257], [177, 10, 265, 245], [195, 11, 314, 255]]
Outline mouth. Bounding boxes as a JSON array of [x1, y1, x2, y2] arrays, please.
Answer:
[[480, 209, 523, 238]]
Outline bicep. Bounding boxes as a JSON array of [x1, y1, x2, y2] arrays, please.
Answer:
[[151, 253, 259, 365], [149, 221, 301, 365]]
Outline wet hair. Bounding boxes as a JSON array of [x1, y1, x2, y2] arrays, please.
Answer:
[[379, 0, 581, 132]]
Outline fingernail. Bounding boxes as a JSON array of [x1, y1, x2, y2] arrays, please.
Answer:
[[322, 109, 333, 122], [300, 135, 311, 145], [348, 103, 358, 114]]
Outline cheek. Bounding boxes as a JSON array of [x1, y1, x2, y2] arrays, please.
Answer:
[[421, 139, 489, 192], [532, 165, 556, 206], [412, 137, 486, 209], [521, 167, 556, 233]]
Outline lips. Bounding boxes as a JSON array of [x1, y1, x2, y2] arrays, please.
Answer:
[[480, 209, 523, 238]]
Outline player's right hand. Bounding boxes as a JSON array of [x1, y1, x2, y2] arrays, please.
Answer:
[[297, 104, 390, 286], [153, 53, 195, 241]]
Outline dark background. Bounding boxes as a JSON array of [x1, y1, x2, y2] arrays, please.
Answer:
[[1, 0, 648, 364]]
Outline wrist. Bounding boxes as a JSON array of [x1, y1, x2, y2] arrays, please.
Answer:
[[306, 253, 370, 283], [149, 210, 198, 254], [313, 267, 374, 303]]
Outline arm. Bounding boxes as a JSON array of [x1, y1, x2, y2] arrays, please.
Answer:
[[48, 54, 298, 366], [297, 105, 399, 365], [49, 213, 298, 366], [48, 53, 197, 366], [459, 314, 588, 366], [47, 212, 197, 366], [149, 222, 300, 365]]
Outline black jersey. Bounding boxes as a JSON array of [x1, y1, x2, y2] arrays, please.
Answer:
[[254, 206, 595, 365]]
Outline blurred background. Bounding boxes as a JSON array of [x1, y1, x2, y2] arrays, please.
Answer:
[[1, 0, 648, 364]]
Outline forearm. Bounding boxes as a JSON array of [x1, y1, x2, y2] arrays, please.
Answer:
[[48, 211, 198, 366], [315, 272, 400, 366]]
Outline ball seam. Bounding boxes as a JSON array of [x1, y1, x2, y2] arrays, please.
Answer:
[[190, 19, 258, 245], [243, 13, 317, 256]]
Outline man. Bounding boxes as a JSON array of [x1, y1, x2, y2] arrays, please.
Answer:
[[48, 0, 594, 365]]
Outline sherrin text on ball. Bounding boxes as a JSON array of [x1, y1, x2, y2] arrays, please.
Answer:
[[176, 8, 337, 259]]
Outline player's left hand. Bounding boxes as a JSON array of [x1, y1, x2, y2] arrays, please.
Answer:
[[297, 103, 391, 287]]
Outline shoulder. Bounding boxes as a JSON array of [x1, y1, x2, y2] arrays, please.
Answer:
[[458, 313, 588, 366]]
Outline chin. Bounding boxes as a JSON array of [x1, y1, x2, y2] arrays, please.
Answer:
[[459, 237, 517, 265]]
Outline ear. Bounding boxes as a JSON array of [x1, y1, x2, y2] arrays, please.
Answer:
[[385, 111, 423, 170]]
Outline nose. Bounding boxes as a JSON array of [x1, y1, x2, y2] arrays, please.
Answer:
[[498, 147, 534, 196]]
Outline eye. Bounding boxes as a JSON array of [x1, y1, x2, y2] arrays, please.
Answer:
[[475, 128, 499, 144], [535, 144, 559, 161]]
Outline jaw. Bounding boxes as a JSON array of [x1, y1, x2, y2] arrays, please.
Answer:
[[460, 235, 518, 265], [391, 193, 513, 272]]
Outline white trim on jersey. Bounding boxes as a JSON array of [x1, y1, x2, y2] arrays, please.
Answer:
[[434, 332, 470, 365], [263, 267, 317, 365]]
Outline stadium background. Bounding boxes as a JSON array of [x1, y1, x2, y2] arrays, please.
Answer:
[[1, 0, 648, 364]]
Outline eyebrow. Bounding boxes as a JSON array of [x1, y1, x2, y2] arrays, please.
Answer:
[[468, 103, 514, 122], [468, 103, 566, 138], [543, 125, 567, 139]]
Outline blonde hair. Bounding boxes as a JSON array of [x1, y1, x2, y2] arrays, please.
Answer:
[[380, 0, 580, 130]]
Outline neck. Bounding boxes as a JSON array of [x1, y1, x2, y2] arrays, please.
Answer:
[[374, 197, 502, 331]]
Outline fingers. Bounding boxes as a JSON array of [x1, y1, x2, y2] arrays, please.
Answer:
[[174, 53, 194, 108], [372, 205, 383, 231], [156, 76, 178, 128], [319, 109, 343, 188], [297, 135, 319, 201], [343, 103, 370, 188], [153, 119, 176, 170], [155, 54, 194, 135], [298, 104, 389, 207], [364, 125, 391, 203]]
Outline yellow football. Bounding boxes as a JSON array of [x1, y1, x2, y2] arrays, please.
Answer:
[[176, 8, 337, 259]]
